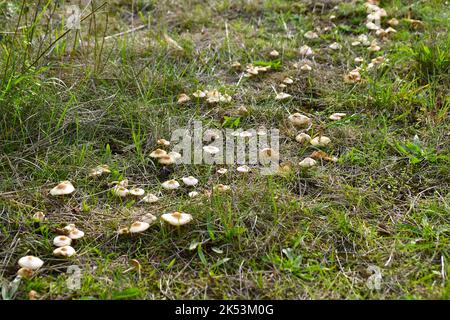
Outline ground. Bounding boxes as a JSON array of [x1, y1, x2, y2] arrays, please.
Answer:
[[0, 0, 449, 300]]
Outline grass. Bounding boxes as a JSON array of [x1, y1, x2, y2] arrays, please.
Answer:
[[0, 0, 449, 300]]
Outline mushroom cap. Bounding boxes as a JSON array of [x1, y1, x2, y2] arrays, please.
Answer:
[[68, 229, 85, 240], [299, 157, 317, 168], [63, 223, 77, 233], [161, 212, 193, 226], [295, 133, 311, 144], [89, 165, 111, 177], [18, 256, 44, 270], [157, 138, 170, 147], [329, 42, 341, 50], [192, 89, 207, 98], [275, 92, 292, 100], [50, 181, 75, 196], [329, 113, 346, 120], [217, 168, 228, 174], [17, 267, 34, 279], [188, 191, 199, 198], [142, 193, 159, 203], [161, 179, 180, 190], [112, 185, 130, 197], [300, 64, 312, 71], [158, 154, 175, 165], [129, 188, 145, 196], [142, 214, 157, 224], [129, 221, 150, 233], [53, 246, 76, 258], [237, 165, 251, 173], [53, 235, 72, 247], [203, 145, 220, 155], [182, 176, 199, 186], [304, 31, 318, 39], [214, 184, 231, 192], [150, 148, 168, 158], [178, 93, 191, 104], [299, 45, 314, 56], [283, 77, 294, 84], [239, 131, 253, 138], [269, 50, 279, 57], [259, 148, 279, 162], [168, 151, 182, 160], [32, 211, 46, 222], [310, 136, 331, 147], [118, 227, 130, 235], [288, 113, 311, 127]]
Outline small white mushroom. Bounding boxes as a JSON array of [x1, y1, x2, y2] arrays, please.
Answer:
[[203, 145, 220, 155], [236, 165, 251, 173], [182, 176, 199, 186], [111, 185, 130, 197], [329, 42, 341, 50], [188, 191, 199, 198], [53, 246, 76, 258], [89, 165, 111, 177], [295, 133, 311, 144], [53, 235, 72, 247], [161, 179, 180, 190], [160, 212, 193, 227], [49, 181, 75, 196], [129, 221, 150, 233], [216, 168, 228, 175], [32, 211, 46, 222], [177, 93, 190, 104], [275, 92, 292, 100], [259, 148, 279, 162], [329, 113, 347, 120], [129, 188, 145, 197], [157, 139, 170, 147], [17, 267, 34, 279], [214, 184, 231, 193], [288, 113, 311, 127], [304, 31, 318, 39], [142, 193, 159, 203], [310, 136, 331, 147], [299, 157, 317, 168], [141, 214, 157, 224], [300, 64, 312, 71], [192, 90, 207, 98], [158, 155, 175, 166], [150, 149, 167, 159], [68, 229, 85, 240], [269, 50, 279, 57], [299, 45, 314, 56], [283, 77, 294, 84], [18, 256, 44, 270]]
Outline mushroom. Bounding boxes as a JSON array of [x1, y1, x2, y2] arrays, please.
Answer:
[[150, 149, 168, 159], [214, 184, 231, 193], [288, 113, 311, 127], [239, 131, 253, 138], [168, 151, 182, 161], [299, 45, 314, 56], [388, 18, 399, 27], [129, 188, 145, 197], [283, 77, 294, 85], [18, 256, 44, 270], [89, 165, 111, 177], [141, 214, 157, 224], [157, 139, 170, 147], [17, 267, 34, 279], [300, 64, 312, 71], [354, 57, 364, 63], [304, 31, 318, 39], [203, 145, 220, 155], [329, 42, 341, 50], [329, 113, 346, 120], [53, 246, 76, 258], [295, 133, 311, 144], [188, 191, 199, 198], [111, 185, 130, 197], [161, 179, 180, 190], [269, 50, 279, 57], [344, 68, 362, 83], [32, 211, 46, 222], [217, 168, 228, 175], [299, 157, 317, 168], [53, 235, 72, 247], [275, 92, 292, 100], [310, 136, 331, 147], [182, 176, 199, 186], [237, 165, 251, 173], [129, 221, 150, 233], [259, 148, 279, 162], [68, 229, 85, 240], [63, 223, 77, 233], [231, 61, 241, 69], [142, 193, 159, 203], [118, 227, 130, 235], [192, 90, 207, 98], [160, 212, 193, 227], [158, 155, 175, 166], [177, 93, 190, 104], [49, 181, 75, 196]]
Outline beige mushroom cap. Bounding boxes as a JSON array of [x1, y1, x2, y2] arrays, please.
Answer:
[[129, 221, 150, 233], [237, 165, 251, 173], [89, 165, 111, 177], [259, 147, 280, 162], [142, 193, 159, 203], [214, 184, 231, 193], [112, 185, 130, 197], [217, 168, 228, 175], [17, 267, 34, 279], [150, 148, 168, 158], [192, 89, 207, 98], [299, 45, 314, 56], [295, 133, 311, 144], [203, 145, 220, 155], [50, 181, 75, 196], [304, 31, 318, 39], [269, 50, 279, 57], [182, 176, 199, 186], [129, 188, 145, 197], [161, 212, 193, 227], [53, 235, 72, 247], [275, 92, 292, 100], [329, 113, 347, 120], [310, 136, 331, 147], [188, 191, 199, 198], [158, 155, 175, 165], [18, 256, 44, 270], [53, 246, 76, 258], [288, 113, 312, 127], [157, 138, 170, 147], [32, 211, 46, 222], [68, 229, 85, 240], [177, 93, 191, 104], [299, 157, 317, 168], [142, 214, 157, 224], [161, 179, 180, 190], [118, 227, 130, 235], [300, 64, 312, 71]]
